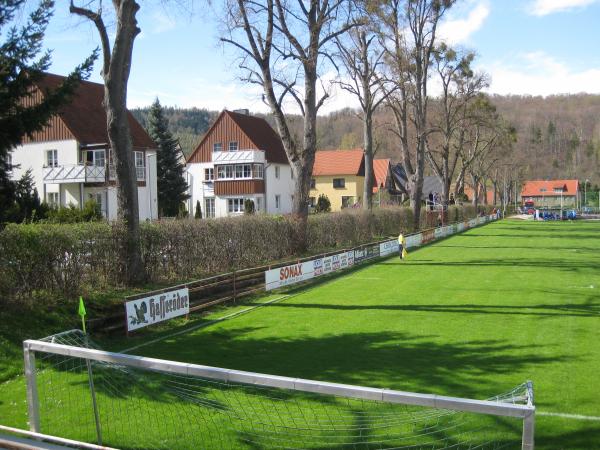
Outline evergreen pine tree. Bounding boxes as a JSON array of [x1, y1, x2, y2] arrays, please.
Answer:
[[195, 200, 202, 219], [0, 0, 96, 223], [147, 98, 189, 217]]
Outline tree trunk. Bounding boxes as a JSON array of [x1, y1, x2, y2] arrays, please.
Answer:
[[104, 0, 144, 284], [363, 112, 374, 209]]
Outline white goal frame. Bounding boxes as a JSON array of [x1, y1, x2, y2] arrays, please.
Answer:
[[23, 338, 535, 450]]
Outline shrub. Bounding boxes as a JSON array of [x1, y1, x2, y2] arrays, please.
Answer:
[[315, 194, 331, 213], [244, 199, 255, 215], [194, 200, 202, 219], [45, 200, 102, 224], [0, 205, 485, 303]]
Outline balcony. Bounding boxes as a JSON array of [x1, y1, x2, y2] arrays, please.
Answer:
[[43, 164, 106, 184], [212, 149, 265, 164]]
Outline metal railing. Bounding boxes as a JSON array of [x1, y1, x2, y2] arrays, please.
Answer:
[[43, 164, 106, 183]]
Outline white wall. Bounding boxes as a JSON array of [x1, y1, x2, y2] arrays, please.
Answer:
[[265, 163, 294, 214], [186, 162, 214, 217], [9, 139, 78, 202], [9, 140, 157, 221]]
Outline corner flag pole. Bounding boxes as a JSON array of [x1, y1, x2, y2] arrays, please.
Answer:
[[78, 296, 87, 334]]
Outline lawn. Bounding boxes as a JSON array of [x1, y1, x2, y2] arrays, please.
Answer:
[[2, 219, 599, 449]]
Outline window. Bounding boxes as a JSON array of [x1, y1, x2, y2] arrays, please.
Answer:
[[256, 197, 262, 211], [333, 178, 345, 188], [88, 192, 104, 213], [6, 153, 12, 172], [342, 196, 354, 209], [217, 166, 226, 179], [253, 164, 264, 179], [310, 179, 316, 189], [228, 198, 245, 214], [235, 164, 243, 178], [275, 166, 280, 179], [275, 194, 281, 209], [46, 149, 58, 167], [553, 188, 563, 193], [540, 188, 547, 192], [47, 192, 59, 206], [213, 142, 223, 152], [204, 168, 214, 181], [84, 149, 106, 167], [226, 165, 234, 179], [243, 164, 251, 178], [309, 197, 316, 207], [205, 198, 215, 218], [228, 141, 238, 151], [135, 151, 145, 180]]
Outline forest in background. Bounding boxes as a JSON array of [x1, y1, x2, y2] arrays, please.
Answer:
[[131, 93, 600, 187]]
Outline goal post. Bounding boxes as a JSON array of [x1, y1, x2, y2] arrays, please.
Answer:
[[22, 331, 535, 449]]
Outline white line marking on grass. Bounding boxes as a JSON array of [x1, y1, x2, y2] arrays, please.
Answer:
[[538, 411, 600, 421], [120, 294, 295, 354]]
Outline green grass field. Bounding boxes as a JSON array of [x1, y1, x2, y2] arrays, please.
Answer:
[[1, 219, 599, 448]]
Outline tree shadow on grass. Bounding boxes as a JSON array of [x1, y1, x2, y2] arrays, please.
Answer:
[[379, 258, 600, 273], [141, 327, 572, 401], [265, 301, 600, 318]]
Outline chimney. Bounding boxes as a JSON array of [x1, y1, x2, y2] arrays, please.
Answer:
[[233, 108, 250, 116]]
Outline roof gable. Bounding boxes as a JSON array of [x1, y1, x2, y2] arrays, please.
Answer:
[[187, 110, 288, 164], [373, 158, 390, 192], [313, 149, 365, 176], [26, 73, 155, 149]]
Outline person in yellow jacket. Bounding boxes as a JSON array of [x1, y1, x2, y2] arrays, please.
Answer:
[[398, 233, 408, 260]]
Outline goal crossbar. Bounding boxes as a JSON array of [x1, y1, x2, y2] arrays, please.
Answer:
[[23, 338, 535, 423]]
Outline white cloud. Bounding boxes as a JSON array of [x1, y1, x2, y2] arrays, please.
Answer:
[[483, 51, 600, 96], [529, 0, 599, 16], [148, 11, 177, 34], [438, 1, 490, 45]]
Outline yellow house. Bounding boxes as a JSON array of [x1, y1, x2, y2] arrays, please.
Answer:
[[310, 149, 366, 211]]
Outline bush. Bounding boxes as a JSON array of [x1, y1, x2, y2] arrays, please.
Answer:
[[315, 194, 331, 213], [45, 200, 103, 224], [0, 205, 485, 303], [194, 200, 202, 219], [244, 199, 255, 215]]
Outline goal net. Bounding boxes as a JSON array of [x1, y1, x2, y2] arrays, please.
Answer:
[[23, 330, 535, 449]]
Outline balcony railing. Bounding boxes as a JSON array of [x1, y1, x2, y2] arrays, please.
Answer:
[[212, 149, 265, 164], [43, 164, 106, 184]]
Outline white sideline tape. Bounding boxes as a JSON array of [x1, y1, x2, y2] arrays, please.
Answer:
[[120, 294, 294, 354], [539, 411, 600, 421]]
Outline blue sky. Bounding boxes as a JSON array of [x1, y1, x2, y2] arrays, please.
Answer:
[[39, 0, 600, 113]]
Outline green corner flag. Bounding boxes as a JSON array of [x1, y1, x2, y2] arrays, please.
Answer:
[[78, 296, 87, 334]]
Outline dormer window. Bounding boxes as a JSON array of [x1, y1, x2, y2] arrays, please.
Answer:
[[228, 141, 238, 151], [213, 142, 223, 152]]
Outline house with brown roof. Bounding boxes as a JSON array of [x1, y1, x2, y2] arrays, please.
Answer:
[[9, 73, 158, 220], [186, 110, 293, 217], [309, 149, 391, 211], [521, 179, 579, 208]]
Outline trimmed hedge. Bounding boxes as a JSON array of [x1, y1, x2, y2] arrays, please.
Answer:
[[0, 205, 493, 302]]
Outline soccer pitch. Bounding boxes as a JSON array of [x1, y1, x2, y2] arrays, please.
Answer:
[[2, 219, 600, 448], [130, 219, 600, 449]]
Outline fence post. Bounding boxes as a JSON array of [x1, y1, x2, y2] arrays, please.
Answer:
[[23, 342, 40, 433], [86, 359, 103, 445]]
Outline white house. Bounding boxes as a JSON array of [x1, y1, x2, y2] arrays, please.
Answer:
[[186, 110, 294, 217], [9, 73, 158, 220]]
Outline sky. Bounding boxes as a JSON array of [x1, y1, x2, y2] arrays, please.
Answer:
[[37, 0, 600, 113]]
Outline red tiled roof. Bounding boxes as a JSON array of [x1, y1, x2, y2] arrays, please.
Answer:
[[521, 179, 579, 197], [373, 158, 390, 193], [313, 149, 365, 176], [34, 73, 155, 149], [464, 186, 495, 204], [225, 111, 288, 164]]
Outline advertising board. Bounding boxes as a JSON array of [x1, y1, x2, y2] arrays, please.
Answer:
[[125, 288, 190, 332]]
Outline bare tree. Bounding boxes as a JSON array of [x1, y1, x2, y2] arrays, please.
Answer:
[[70, 0, 144, 283], [377, 0, 455, 230], [222, 0, 357, 244], [427, 43, 488, 205], [456, 96, 515, 210], [334, 27, 387, 209]]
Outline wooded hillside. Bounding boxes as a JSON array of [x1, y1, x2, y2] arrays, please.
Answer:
[[132, 93, 600, 185]]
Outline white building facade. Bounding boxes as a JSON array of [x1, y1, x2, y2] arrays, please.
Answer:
[[10, 73, 158, 220], [186, 110, 293, 218]]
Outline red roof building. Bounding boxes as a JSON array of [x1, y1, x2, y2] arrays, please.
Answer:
[[312, 149, 365, 176], [521, 179, 579, 207]]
